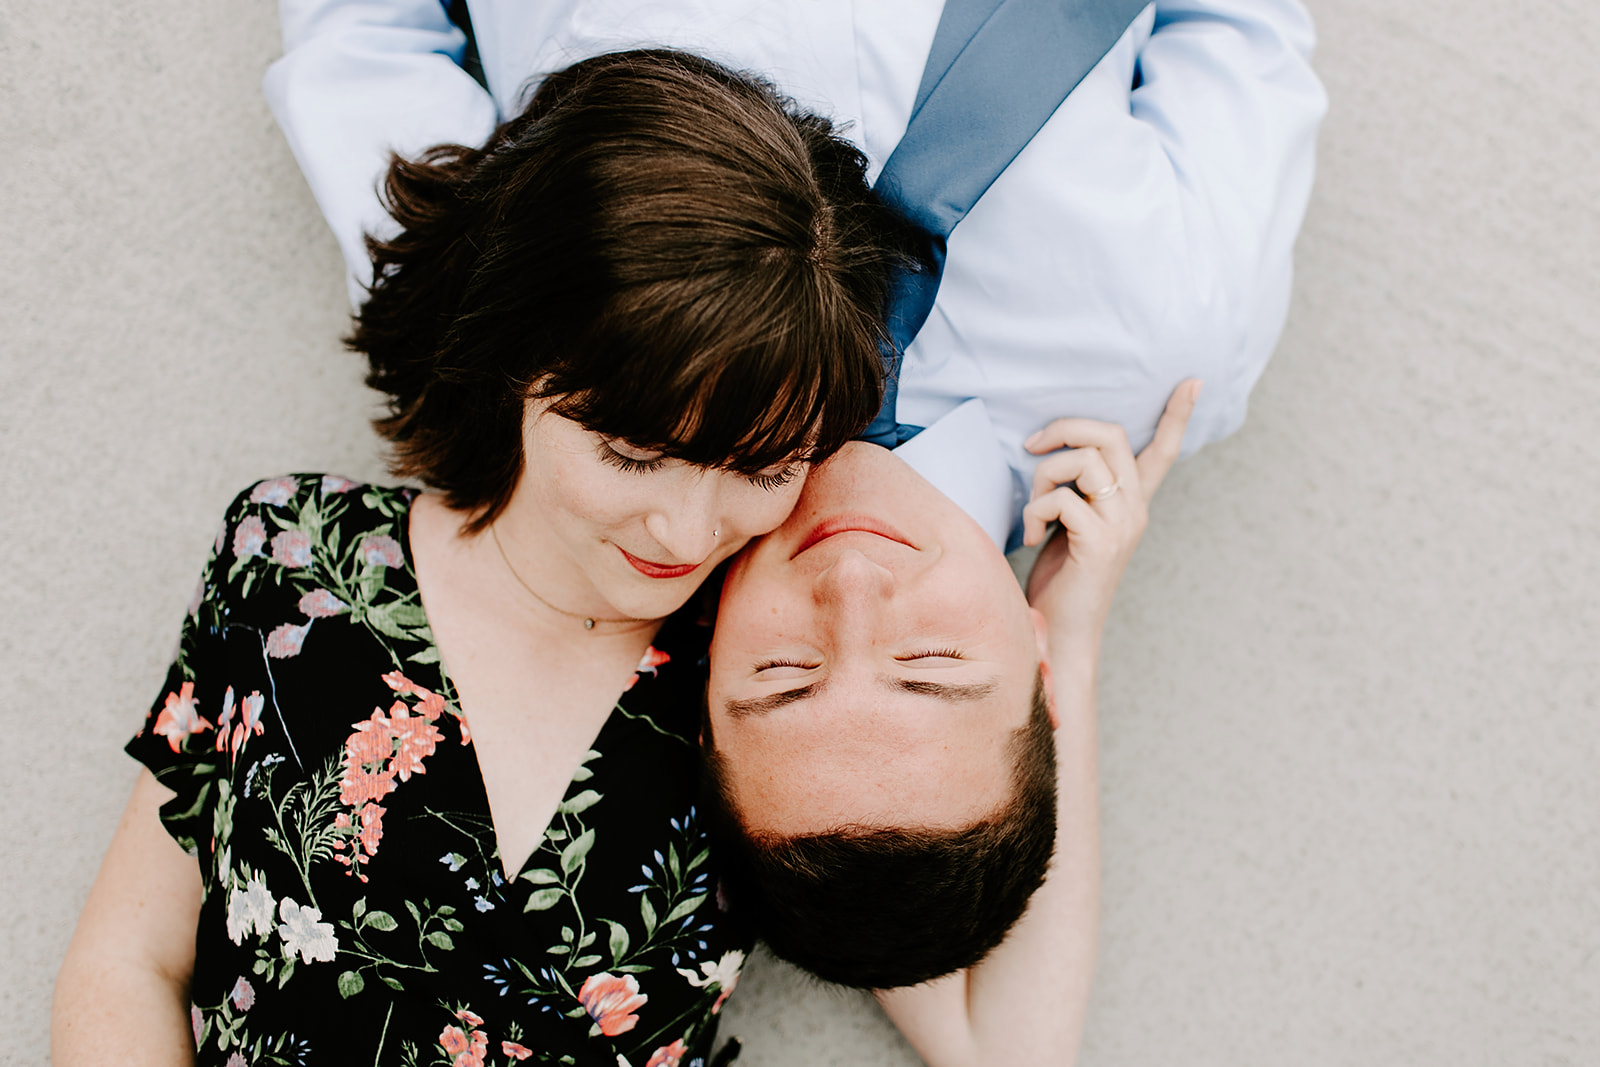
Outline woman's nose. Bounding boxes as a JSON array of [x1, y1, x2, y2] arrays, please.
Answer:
[[642, 476, 720, 564]]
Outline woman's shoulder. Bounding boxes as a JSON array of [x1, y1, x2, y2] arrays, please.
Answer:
[[215, 474, 413, 562], [222, 474, 410, 523]]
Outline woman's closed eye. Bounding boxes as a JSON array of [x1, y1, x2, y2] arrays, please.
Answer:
[[599, 439, 666, 474], [746, 464, 802, 492]]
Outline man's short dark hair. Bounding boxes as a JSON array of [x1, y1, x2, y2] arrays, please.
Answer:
[[349, 49, 912, 531], [702, 670, 1058, 989]]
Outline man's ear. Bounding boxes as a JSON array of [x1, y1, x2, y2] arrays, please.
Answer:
[[1029, 607, 1060, 729]]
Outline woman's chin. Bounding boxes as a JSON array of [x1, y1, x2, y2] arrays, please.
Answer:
[[596, 573, 704, 623]]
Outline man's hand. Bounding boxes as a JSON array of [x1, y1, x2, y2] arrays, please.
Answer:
[[1022, 379, 1201, 658]]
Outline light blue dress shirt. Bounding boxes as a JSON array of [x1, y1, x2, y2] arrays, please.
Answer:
[[265, 0, 1326, 549]]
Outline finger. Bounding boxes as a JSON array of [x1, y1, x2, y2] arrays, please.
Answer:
[[1022, 483, 1103, 548], [1029, 446, 1118, 506], [1025, 418, 1137, 490], [1135, 379, 1202, 501]]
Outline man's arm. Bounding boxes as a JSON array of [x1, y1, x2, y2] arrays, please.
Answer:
[[875, 384, 1200, 1066], [264, 0, 499, 301], [52, 770, 204, 1065], [1127, 0, 1326, 448]]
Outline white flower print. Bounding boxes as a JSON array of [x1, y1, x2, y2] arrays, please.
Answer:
[[277, 897, 338, 962], [225, 877, 275, 945], [677, 948, 744, 991]]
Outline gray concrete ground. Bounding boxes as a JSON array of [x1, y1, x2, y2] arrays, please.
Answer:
[[3, 1, 1596, 1063]]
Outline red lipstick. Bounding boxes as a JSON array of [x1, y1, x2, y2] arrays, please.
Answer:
[[618, 546, 700, 579], [793, 514, 914, 558]]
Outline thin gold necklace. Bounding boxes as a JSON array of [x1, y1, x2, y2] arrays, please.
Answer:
[[489, 522, 639, 631]]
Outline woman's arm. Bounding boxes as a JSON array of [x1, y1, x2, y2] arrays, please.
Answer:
[[53, 769, 204, 1066], [876, 382, 1200, 1066]]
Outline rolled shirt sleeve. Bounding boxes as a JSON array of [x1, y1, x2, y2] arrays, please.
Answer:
[[264, 0, 500, 303]]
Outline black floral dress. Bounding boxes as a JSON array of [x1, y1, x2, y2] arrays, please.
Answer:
[[127, 475, 751, 1067]]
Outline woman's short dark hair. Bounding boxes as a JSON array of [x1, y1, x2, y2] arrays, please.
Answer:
[[350, 49, 912, 530]]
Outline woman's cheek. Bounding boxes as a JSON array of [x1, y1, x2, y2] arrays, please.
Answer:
[[736, 476, 807, 539], [548, 455, 640, 532]]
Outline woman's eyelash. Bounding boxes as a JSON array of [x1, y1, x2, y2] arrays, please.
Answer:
[[600, 443, 665, 474], [755, 658, 818, 671], [898, 649, 962, 660], [747, 465, 801, 491]]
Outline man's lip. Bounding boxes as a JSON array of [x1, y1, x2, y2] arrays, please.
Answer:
[[793, 515, 914, 558], [617, 546, 701, 579]]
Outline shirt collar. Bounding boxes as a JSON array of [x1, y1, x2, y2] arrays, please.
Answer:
[[891, 397, 1014, 552]]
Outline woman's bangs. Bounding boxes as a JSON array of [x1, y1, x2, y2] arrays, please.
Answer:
[[548, 270, 884, 472]]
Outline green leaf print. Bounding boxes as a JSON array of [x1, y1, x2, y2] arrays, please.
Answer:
[[338, 970, 365, 998], [605, 920, 630, 962], [558, 790, 602, 816], [560, 829, 596, 874], [364, 910, 398, 932], [525, 888, 564, 912]]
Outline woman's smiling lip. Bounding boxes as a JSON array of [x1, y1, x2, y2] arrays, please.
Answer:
[[793, 514, 914, 558], [617, 546, 701, 579]]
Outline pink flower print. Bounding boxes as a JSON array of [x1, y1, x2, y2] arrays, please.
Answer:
[[454, 1008, 484, 1027], [387, 710, 443, 781], [321, 475, 360, 494], [265, 621, 312, 659], [415, 688, 445, 720], [577, 973, 648, 1037], [213, 519, 228, 556], [229, 976, 255, 1012], [624, 646, 672, 692], [298, 589, 349, 618], [381, 671, 443, 719], [340, 717, 397, 807], [439, 1025, 487, 1067], [502, 1041, 533, 1061], [225, 1053, 247, 1067], [440, 1026, 469, 1057], [239, 691, 265, 736], [271, 530, 313, 568], [645, 1039, 688, 1067], [360, 534, 404, 568], [233, 516, 267, 559], [191, 1004, 204, 1047], [356, 803, 385, 857], [215, 687, 237, 752], [382, 670, 418, 695], [154, 682, 213, 752], [249, 477, 298, 506]]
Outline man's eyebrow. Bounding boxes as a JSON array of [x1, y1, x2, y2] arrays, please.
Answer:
[[887, 676, 1001, 702], [724, 679, 826, 719]]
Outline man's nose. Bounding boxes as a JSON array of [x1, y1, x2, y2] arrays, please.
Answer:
[[813, 548, 895, 611], [642, 474, 720, 564]]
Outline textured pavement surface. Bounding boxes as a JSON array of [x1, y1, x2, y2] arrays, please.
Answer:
[[4, 1, 1597, 1063]]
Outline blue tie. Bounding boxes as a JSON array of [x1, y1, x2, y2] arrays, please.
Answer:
[[859, 0, 1153, 448]]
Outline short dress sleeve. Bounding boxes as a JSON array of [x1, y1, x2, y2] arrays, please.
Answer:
[[124, 487, 252, 865]]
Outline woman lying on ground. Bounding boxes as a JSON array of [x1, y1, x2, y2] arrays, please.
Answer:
[[52, 50, 907, 1067]]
